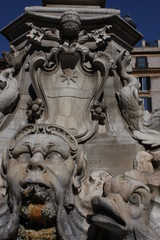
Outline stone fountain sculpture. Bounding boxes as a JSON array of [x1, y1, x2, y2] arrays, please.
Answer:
[[0, 0, 160, 239]]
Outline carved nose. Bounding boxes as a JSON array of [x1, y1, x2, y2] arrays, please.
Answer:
[[26, 152, 47, 173], [26, 163, 46, 172]]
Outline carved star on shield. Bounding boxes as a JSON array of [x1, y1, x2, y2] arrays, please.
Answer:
[[60, 68, 78, 85]]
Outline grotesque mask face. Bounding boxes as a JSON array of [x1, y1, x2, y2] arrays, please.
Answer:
[[3, 124, 80, 233]]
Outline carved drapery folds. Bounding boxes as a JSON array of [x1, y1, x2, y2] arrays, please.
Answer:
[[1, 7, 160, 240]]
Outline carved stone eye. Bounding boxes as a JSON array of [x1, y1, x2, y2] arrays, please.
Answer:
[[130, 193, 141, 205], [17, 153, 31, 162], [46, 151, 63, 160]]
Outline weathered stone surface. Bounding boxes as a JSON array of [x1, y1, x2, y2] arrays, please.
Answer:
[[0, 1, 160, 239], [0, 124, 91, 239]]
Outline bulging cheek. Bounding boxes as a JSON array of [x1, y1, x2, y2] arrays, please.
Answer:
[[65, 158, 75, 172], [7, 171, 20, 187], [7, 176, 21, 199], [7, 166, 27, 193], [56, 167, 73, 187], [49, 165, 74, 191]]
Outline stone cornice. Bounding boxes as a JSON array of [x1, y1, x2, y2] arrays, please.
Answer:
[[42, 0, 106, 7], [138, 91, 151, 97], [132, 47, 160, 55], [132, 67, 160, 75], [0, 10, 142, 49], [25, 6, 120, 15]]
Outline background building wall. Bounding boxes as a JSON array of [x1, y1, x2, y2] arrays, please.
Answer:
[[131, 40, 160, 111]]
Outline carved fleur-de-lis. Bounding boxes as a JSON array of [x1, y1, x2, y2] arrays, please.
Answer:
[[60, 68, 78, 85]]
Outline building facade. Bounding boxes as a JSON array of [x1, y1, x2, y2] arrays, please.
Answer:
[[131, 40, 160, 111]]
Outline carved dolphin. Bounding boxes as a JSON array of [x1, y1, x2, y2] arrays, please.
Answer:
[[91, 175, 160, 240], [116, 51, 144, 131], [0, 68, 19, 116]]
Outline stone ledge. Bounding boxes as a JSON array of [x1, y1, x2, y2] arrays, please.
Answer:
[[42, 0, 106, 8]]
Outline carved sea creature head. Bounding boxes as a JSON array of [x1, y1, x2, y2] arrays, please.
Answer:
[[0, 70, 7, 90], [2, 124, 87, 238], [0, 68, 15, 90], [60, 10, 81, 40], [91, 175, 154, 239]]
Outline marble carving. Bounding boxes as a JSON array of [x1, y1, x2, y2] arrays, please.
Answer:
[[0, 3, 160, 240], [0, 68, 19, 130]]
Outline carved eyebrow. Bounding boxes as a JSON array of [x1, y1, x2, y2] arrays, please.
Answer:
[[43, 142, 66, 156], [43, 141, 69, 159], [11, 143, 31, 157], [24, 141, 33, 152], [48, 141, 55, 146], [43, 141, 55, 153]]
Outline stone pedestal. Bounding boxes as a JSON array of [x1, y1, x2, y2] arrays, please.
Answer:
[[0, 0, 143, 175]]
